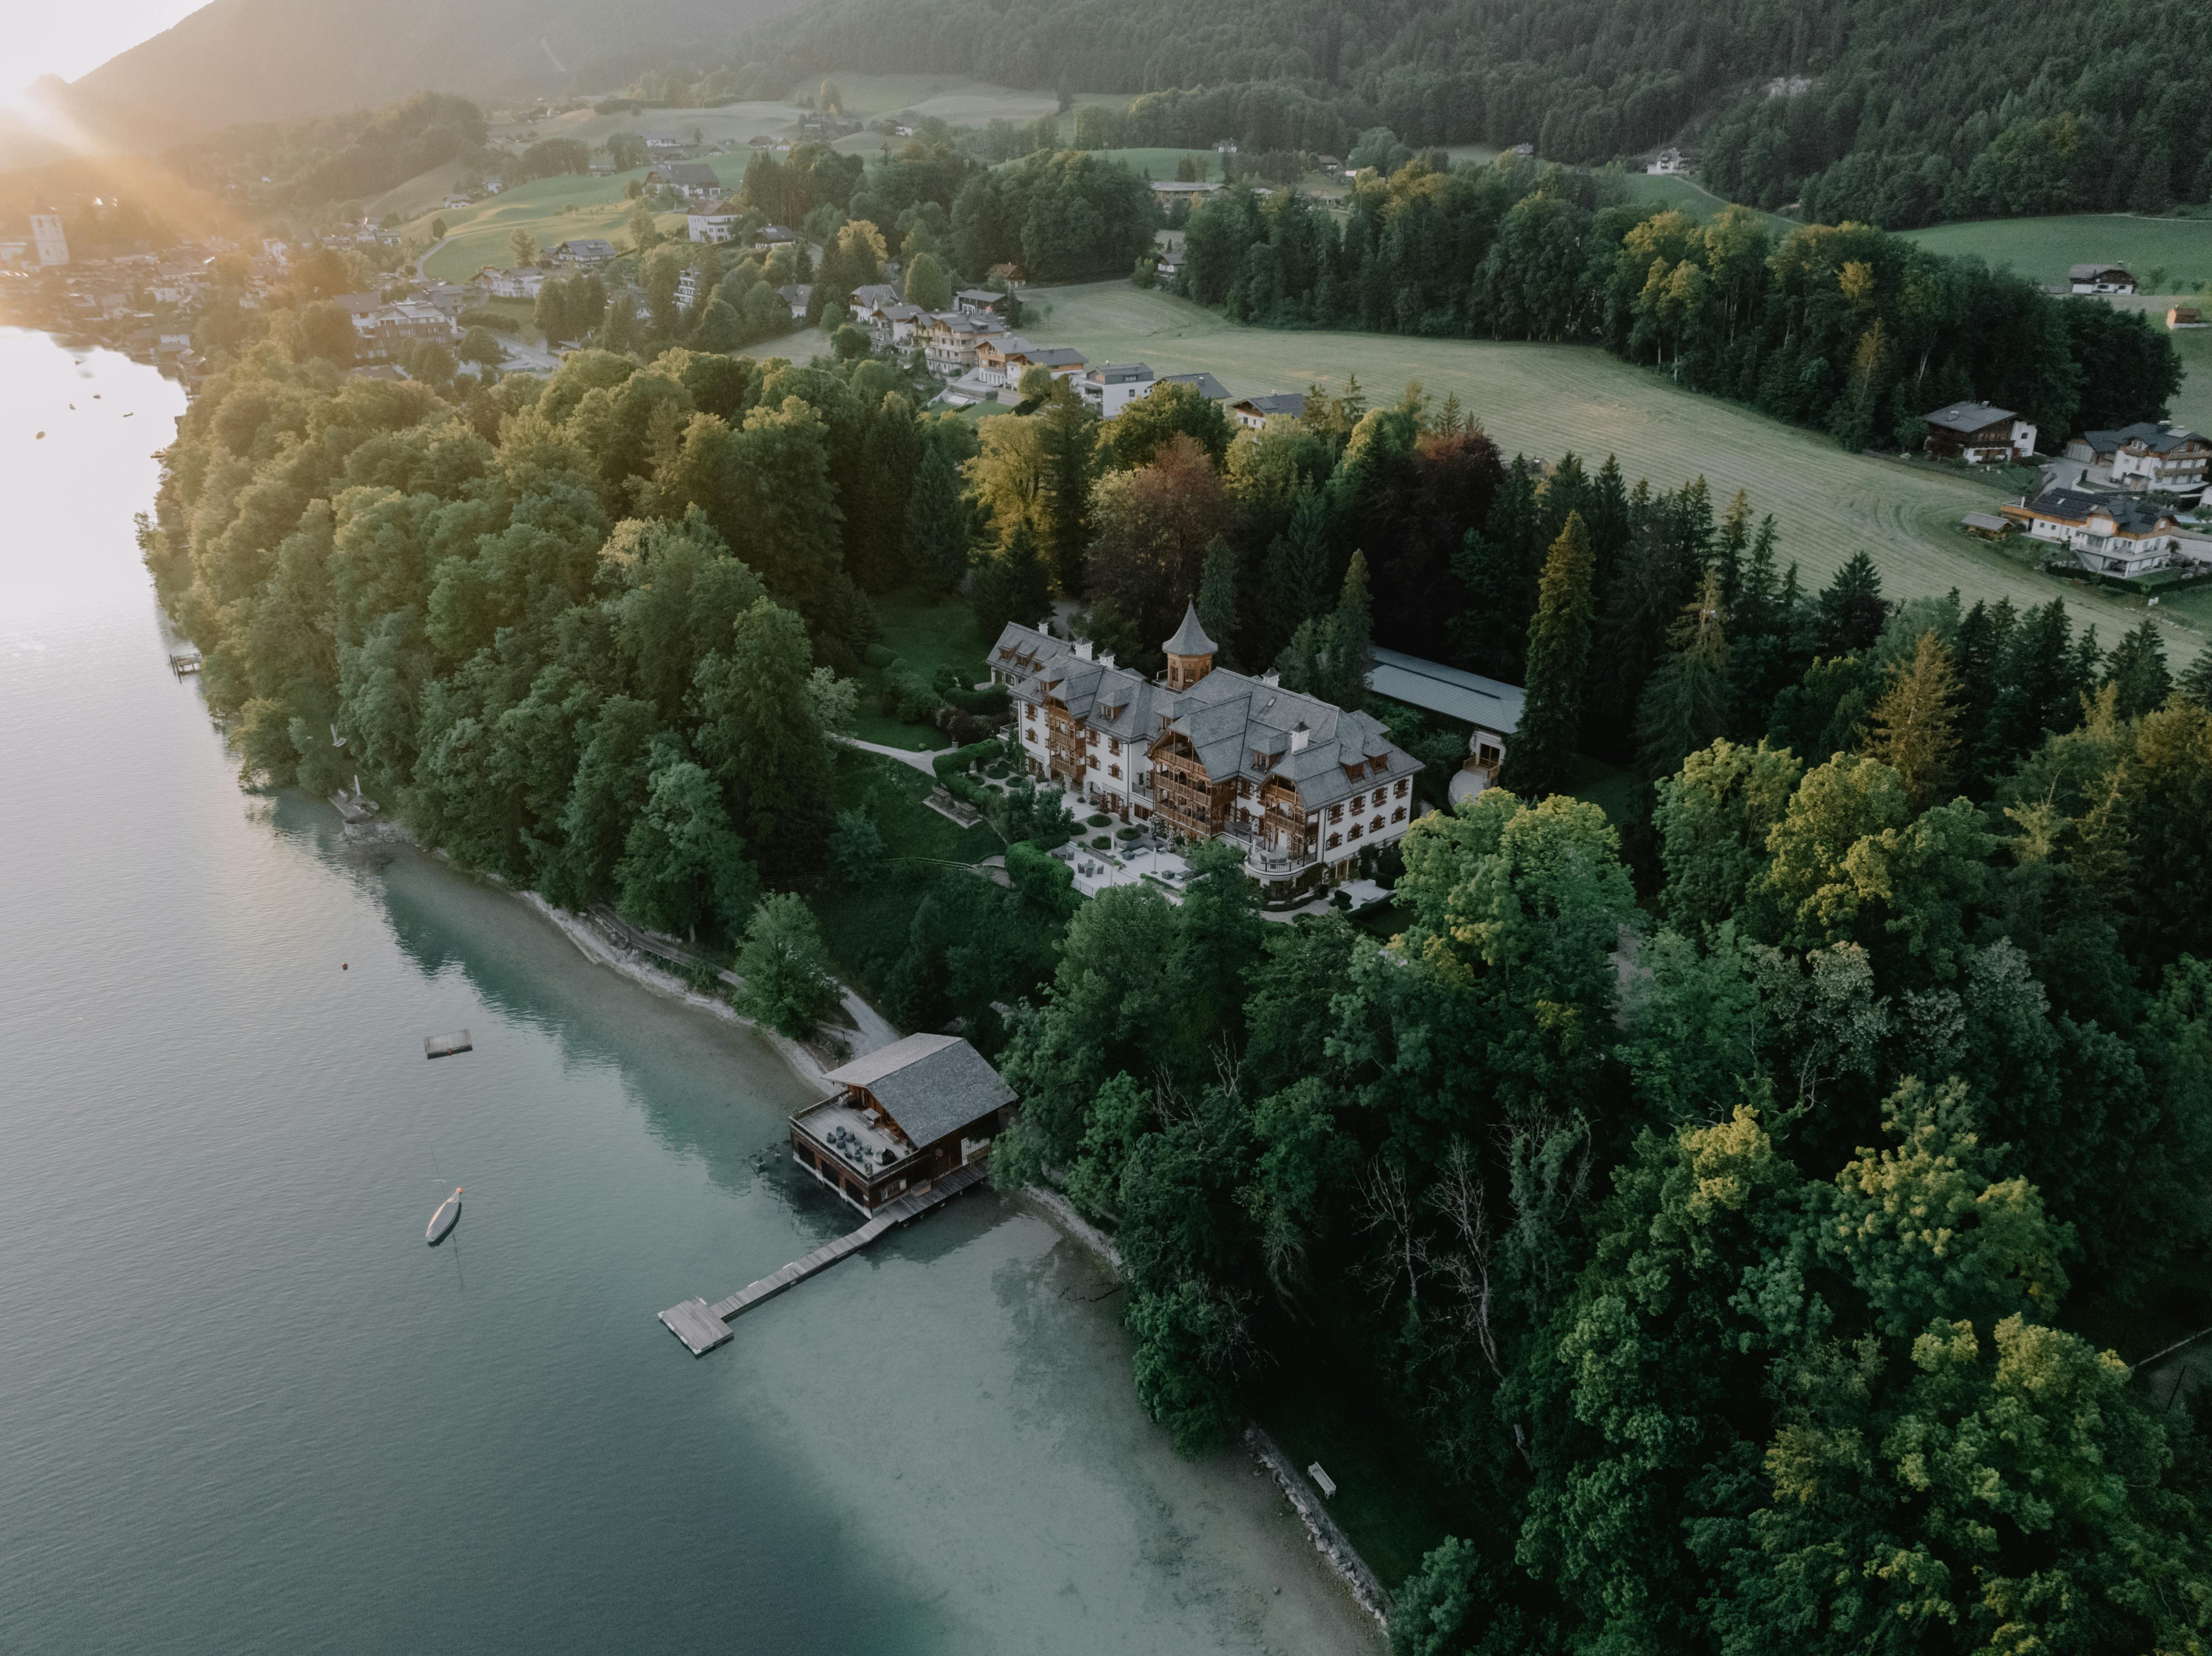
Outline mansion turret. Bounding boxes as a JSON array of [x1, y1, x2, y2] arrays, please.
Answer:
[[990, 606, 1423, 894]]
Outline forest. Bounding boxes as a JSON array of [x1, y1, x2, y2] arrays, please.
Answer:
[[1170, 156, 2182, 452], [683, 0, 2212, 226], [147, 281, 2212, 1649], [165, 92, 491, 212]]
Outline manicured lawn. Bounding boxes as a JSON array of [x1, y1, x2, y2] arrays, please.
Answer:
[[1018, 281, 2204, 653], [849, 587, 993, 751], [1901, 213, 2212, 293]]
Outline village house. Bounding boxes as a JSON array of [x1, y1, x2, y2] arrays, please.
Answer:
[[475, 264, 544, 299], [955, 287, 1011, 316], [972, 335, 1085, 390], [2171, 305, 2208, 330], [920, 307, 1009, 377], [642, 132, 689, 154], [857, 297, 925, 350], [1076, 361, 1156, 416], [1231, 391, 1306, 428], [1922, 400, 2038, 463], [687, 198, 743, 242], [2069, 263, 2137, 294], [2065, 422, 2212, 495], [752, 223, 798, 247], [991, 608, 1423, 896], [788, 1034, 1016, 1217], [549, 238, 617, 266], [29, 211, 68, 267], [663, 162, 723, 200], [778, 282, 814, 318], [2001, 487, 2198, 576], [1646, 147, 1695, 175], [1157, 370, 1231, 402]]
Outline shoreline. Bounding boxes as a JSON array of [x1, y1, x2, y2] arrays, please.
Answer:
[[365, 818, 1398, 1638]]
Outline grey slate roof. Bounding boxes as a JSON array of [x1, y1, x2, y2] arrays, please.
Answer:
[[1237, 391, 1307, 419], [1925, 400, 2018, 434], [2071, 263, 2134, 281], [1164, 603, 1217, 657], [849, 283, 900, 308], [2080, 422, 2206, 455], [1367, 647, 1524, 735], [991, 621, 1422, 812], [666, 162, 720, 188], [824, 1034, 1015, 1146], [1158, 371, 1231, 401]]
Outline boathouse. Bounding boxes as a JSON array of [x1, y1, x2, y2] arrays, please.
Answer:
[[790, 1034, 1016, 1216]]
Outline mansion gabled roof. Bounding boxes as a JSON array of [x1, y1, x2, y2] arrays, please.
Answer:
[[1163, 602, 1216, 656], [991, 621, 1420, 813], [1925, 400, 2019, 435]]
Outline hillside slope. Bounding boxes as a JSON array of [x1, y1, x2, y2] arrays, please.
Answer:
[[47, 0, 803, 155], [708, 0, 2211, 228]]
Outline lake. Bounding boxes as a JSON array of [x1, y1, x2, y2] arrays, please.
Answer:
[[0, 329, 1375, 1653]]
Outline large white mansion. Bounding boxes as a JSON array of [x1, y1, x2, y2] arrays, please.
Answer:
[[989, 607, 1423, 895]]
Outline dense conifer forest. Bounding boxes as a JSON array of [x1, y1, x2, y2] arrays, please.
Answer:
[[1169, 158, 2181, 453]]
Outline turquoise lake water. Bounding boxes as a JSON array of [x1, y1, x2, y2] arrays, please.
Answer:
[[0, 330, 1374, 1653]]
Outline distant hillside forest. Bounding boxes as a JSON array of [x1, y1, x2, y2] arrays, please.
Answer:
[[166, 94, 490, 212], [684, 0, 2212, 228]]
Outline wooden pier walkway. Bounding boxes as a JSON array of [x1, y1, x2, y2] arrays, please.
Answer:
[[659, 1163, 988, 1356]]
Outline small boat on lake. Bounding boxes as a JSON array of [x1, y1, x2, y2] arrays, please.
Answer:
[[427, 1187, 462, 1245]]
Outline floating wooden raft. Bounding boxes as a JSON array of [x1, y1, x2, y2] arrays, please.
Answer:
[[660, 1163, 987, 1356], [424, 1030, 473, 1059]]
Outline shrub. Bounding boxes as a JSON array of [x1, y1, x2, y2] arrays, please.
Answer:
[[1092, 836, 1112, 850], [1087, 813, 1110, 828], [863, 642, 896, 669], [1116, 826, 1141, 841], [931, 738, 1003, 779]]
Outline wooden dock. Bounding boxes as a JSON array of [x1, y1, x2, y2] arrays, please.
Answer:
[[659, 1163, 988, 1356]]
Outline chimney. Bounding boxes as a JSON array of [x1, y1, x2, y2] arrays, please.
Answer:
[[1290, 721, 1310, 752], [1260, 669, 1281, 688], [1098, 651, 1116, 669], [1075, 638, 1094, 661]]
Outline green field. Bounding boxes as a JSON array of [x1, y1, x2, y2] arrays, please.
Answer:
[[495, 101, 796, 155], [412, 169, 691, 283], [1902, 214, 2212, 292], [1621, 171, 1796, 234], [1020, 281, 2210, 648]]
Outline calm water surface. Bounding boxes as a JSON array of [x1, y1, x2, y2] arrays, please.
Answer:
[[0, 331, 1374, 1653]]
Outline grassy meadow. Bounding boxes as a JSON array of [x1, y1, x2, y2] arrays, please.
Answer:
[[1621, 171, 1796, 234], [412, 169, 695, 283], [1020, 281, 2207, 649], [1901, 214, 2212, 292]]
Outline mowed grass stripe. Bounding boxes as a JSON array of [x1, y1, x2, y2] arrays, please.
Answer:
[[1025, 282, 2204, 648]]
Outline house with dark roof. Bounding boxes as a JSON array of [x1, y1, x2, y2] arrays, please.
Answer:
[[664, 162, 722, 200], [991, 607, 1423, 894], [1231, 391, 1307, 429], [2064, 422, 2210, 495], [2001, 487, 2187, 577], [788, 1034, 1017, 1216], [549, 238, 617, 266], [1923, 401, 2037, 464], [686, 198, 744, 243], [2069, 263, 2136, 294], [1157, 370, 1231, 402], [1365, 647, 1524, 803]]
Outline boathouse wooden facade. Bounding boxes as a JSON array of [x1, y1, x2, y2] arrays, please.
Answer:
[[789, 1034, 1017, 1217]]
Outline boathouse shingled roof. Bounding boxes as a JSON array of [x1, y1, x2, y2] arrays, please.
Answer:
[[824, 1034, 1016, 1147], [1163, 603, 1217, 657]]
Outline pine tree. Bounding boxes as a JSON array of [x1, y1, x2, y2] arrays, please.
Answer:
[[1633, 570, 1732, 784], [1263, 479, 1332, 655], [1196, 537, 1238, 666], [1865, 630, 1962, 810], [1987, 599, 2074, 760], [1815, 550, 1887, 654], [2104, 619, 2173, 719], [1500, 512, 1596, 797], [1587, 454, 1632, 565], [973, 521, 1052, 644], [904, 438, 972, 594], [2177, 647, 2212, 710], [1714, 491, 1752, 615]]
